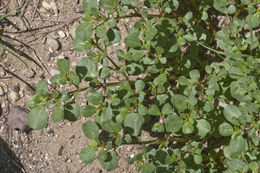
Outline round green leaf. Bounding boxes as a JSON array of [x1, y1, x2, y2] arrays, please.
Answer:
[[165, 114, 183, 133], [57, 59, 69, 74], [218, 122, 234, 136], [142, 163, 156, 173], [101, 120, 122, 133], [80, 105, 96, 117], [106, 27, 121, 44], [223, 105, 242, 126], [171, 94, 188, 111], [50, 74, 67, 86], [28, 106, 48, 130], [82, 120, 99, 142], [98, 148, 107, 162], [63, 102, 80, 121], [35, 80, 48, 96], [124, 113, 144, 136], [182, 121, 194, 134], [85, 87, 103, 105], [80, 146, 97, 164], [100, 0, 119, 10], [51, 106, 64, 122], [75, 22, 93, 42], [100, 151, 118, 171], [196, 119, 211, 138], [194, 154, 203, 165], [135, 80, 145, 92]]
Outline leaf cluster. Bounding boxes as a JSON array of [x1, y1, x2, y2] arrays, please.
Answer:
[[28, 0, 260, 172]]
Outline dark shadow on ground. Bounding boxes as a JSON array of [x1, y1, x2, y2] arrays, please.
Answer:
[[0, 137, 25, 173]]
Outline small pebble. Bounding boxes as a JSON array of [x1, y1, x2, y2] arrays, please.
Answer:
[[58, 31, 66, 38], [73, 5, 84, 13], [50, 69, 59, 76], [42, 1, 52, 10], [7, 106, 30, 132], [10, 85, 20, 93], [50, 1, 58, 15], [46, 37, 60, 51], [9, 91, 20, 102]]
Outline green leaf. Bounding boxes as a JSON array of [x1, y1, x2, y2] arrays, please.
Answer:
[[218, 122, 234, 136], [182, 121, 194, 134], [80, 146, 97, 164], [85, 87, 103, 105], [63, 102, 80, 121], [100, 66, 112, 79], [148, 104, 161, 116], [68, 71, 80, 86], [165, 114, 183, 133], [196, 119, 211, 138], [171, 94, 188, 111], [154, 73, 167, 86], [85, 58, 98, 78], [60, 90, 69, 102], [98, 149, 107, 161], [96, 24, 107, 38], [124, 113, 144, 136], [80, 105, 96, 117], [223, 105, 242, 126], [35, 80, 48, 96], [73, 37, 92, 51], [124, 31, 141, 48], [101, 120, 122, 133], [194, 154, 203, 165], [142, 163, 156, 173], [229, 136, 248, 155], [82, 120, 99, 142], [83, 0, 98, 16], [189, 69, 200, 82], [76, 22, 93, 42], [135, 80, 145, 92], [249, 161, 259, 173], [162, 103, 173, 115], [50, 74, 67, 86], [106, 27, 121, 44], [229, 158, 246, 171], [57, 59, 69, 74], [100, 0, 119, 10], [28, 106, 48, 130], [100, 151, 118, 171], [122, 0, 138, 7], [51, 106, 64, 122]]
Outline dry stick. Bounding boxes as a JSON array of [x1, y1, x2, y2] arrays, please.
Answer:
[[32, 0, 41, 20], [32, 49, 51, 77], [0, 147, 26, 173]]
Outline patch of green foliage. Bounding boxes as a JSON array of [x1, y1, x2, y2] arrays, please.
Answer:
[[28, 0, 260, 172]]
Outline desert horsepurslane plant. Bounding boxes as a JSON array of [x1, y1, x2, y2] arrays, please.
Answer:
[[27, 0, 260, 172]]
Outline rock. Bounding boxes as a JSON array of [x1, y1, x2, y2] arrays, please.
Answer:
[[50, 69, 59, 76], [58, 31, 66, 38], [23, 68, 35, 78], [46, 37, 60, 51], [9, 91, 20, 102], [49, 143, 64, 156], [10, 85, 20, 93], [50, 1, 58, 15], [0, 69, 5, 77], [42, 1, 52, 10], [73, 5, 84, 13], [7, 106, 30, 132]]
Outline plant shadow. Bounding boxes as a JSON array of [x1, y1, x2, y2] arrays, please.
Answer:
[[0, 137, 25, 173]]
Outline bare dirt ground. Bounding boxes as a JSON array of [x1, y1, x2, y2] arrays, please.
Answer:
[[0, 0, 140, 172]]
